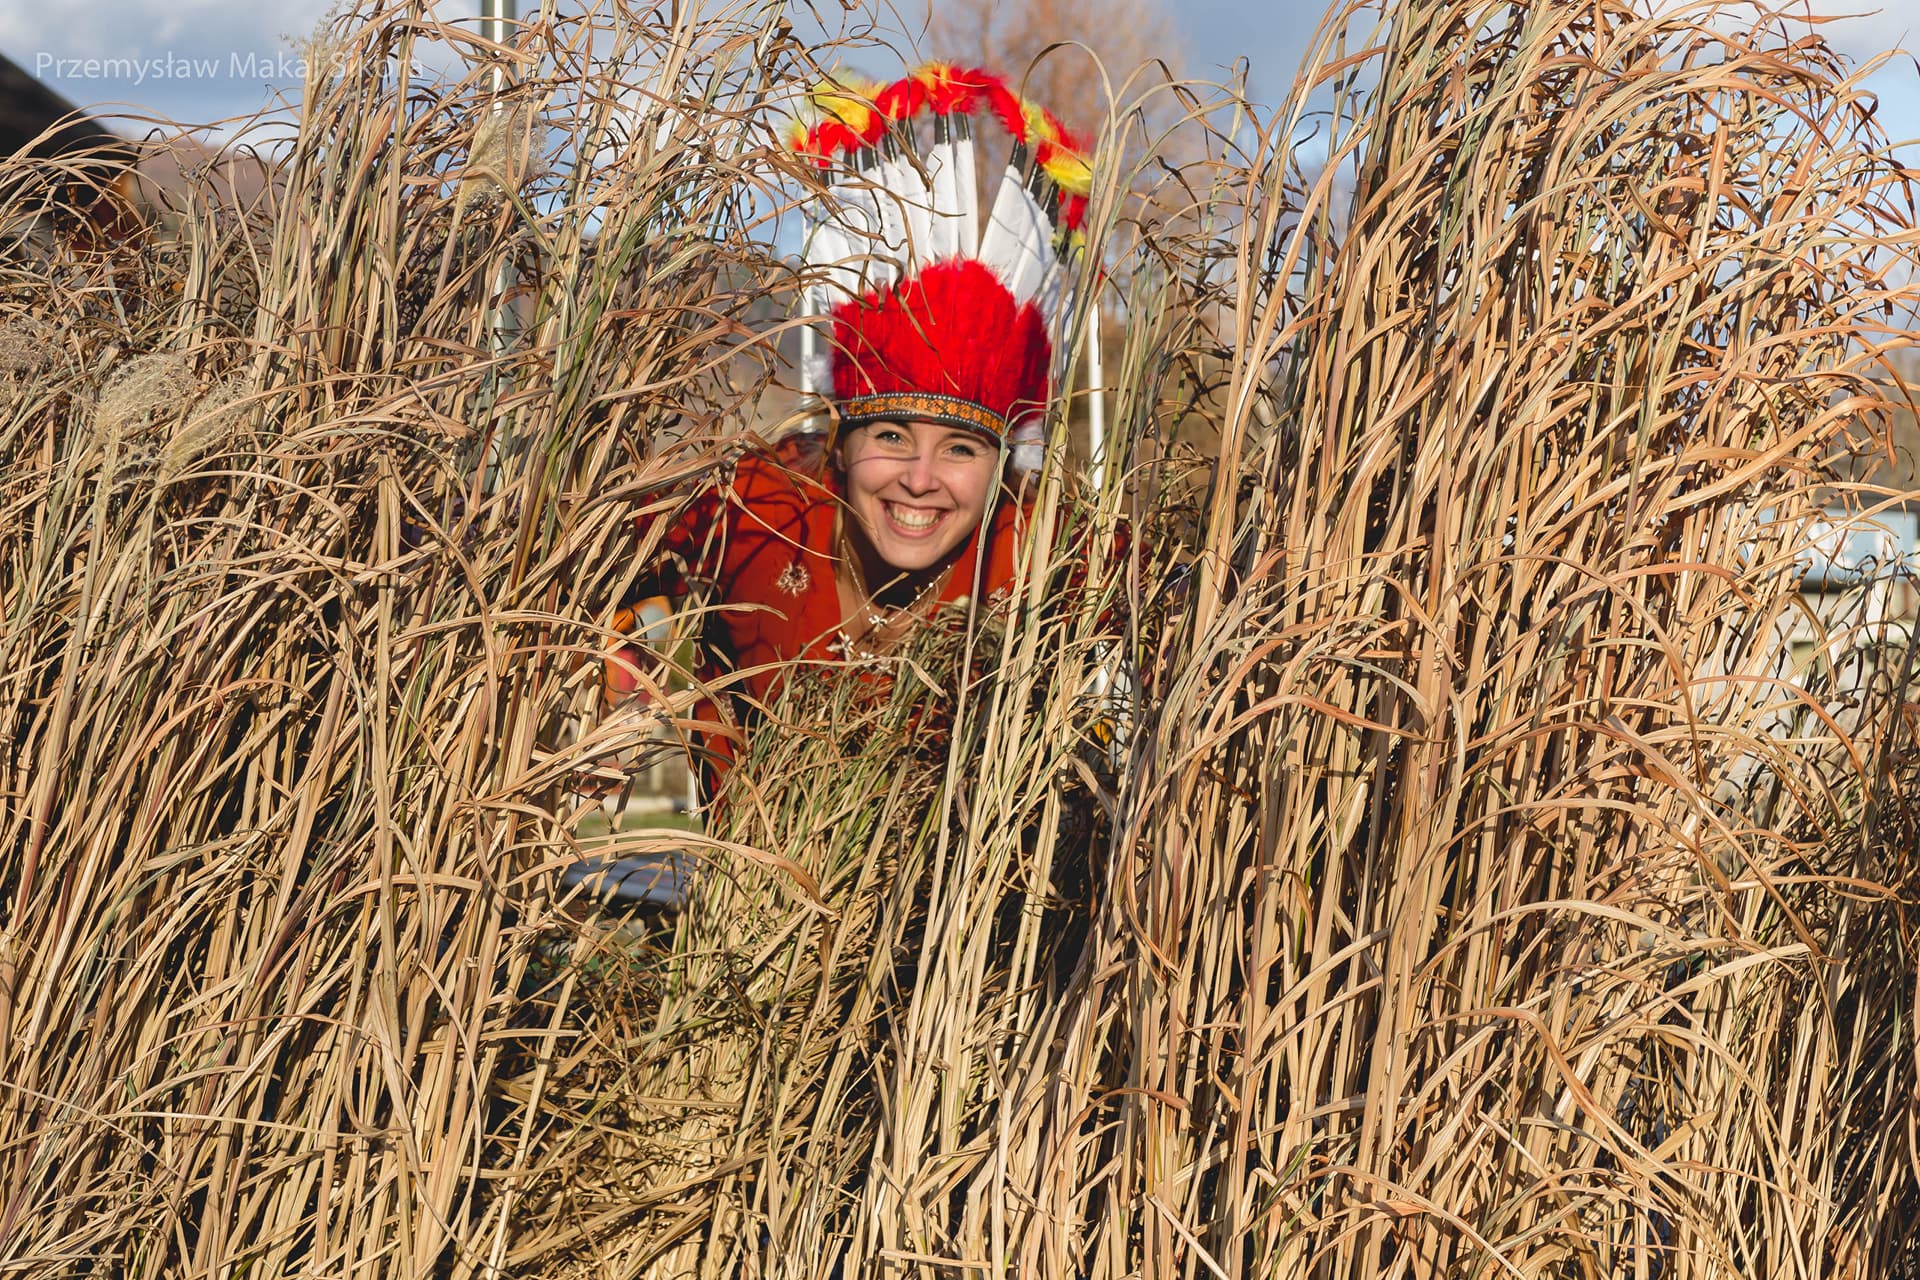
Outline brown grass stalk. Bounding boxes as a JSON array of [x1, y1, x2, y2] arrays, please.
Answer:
[[2, 1, 1918, 1277]]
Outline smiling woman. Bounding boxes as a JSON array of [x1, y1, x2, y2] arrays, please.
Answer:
[[603, 63, 1094, 801], [618, 413, 1031, 797], [836, 418, 1001, 604]]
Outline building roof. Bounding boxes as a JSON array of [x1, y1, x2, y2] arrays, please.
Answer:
[[0, 51, 123, 163]]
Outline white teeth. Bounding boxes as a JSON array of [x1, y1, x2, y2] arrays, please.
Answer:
[[888, 504, 942, 530]]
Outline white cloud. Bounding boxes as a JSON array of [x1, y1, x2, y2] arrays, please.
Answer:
[[0, 0, 325, 64], [2, 0, 476, 125], [1654, 1, 1913, 57], [1817, 10, 1915, 55], [3, 0, 1913, 138]]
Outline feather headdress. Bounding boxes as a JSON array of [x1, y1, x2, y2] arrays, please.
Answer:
[[786, 63, 1094, 456]]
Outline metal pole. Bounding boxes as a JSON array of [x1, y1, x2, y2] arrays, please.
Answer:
[[1086, 296, 1116, 727], [480, 0, 515, 97], [478, 0, 518, 490], [1087, 297, 1107, 498]]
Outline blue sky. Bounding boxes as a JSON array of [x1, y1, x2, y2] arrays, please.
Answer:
[[2, 1, 1913, 146]]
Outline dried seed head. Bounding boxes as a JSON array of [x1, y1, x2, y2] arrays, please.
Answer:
[[96, 352, 197, 448], [0, 316, 59, 374], [157, 375, 255, 485], [460, 103, 535, 203]]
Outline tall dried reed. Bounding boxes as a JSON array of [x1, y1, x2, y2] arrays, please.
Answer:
[[2, 1, 1917, 1277], [1, 2, 796, 1274]]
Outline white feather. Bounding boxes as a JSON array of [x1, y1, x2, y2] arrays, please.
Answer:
[[802, 214, 860, 304], [977, 165, 1055, 305], [875, 148, 932, 274], [1035, 255, 1069, 325], [802, 349, 834, 396], [951, 130, 979, 258], [927, 118, 979, 260], [1007, 418, 1045, 474], [824, 161, 893, 295]]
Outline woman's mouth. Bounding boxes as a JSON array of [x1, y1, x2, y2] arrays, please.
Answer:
[[884, 502, 948, 535]]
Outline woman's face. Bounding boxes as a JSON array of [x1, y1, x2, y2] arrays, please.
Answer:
[[837, 419, 1000, 575]]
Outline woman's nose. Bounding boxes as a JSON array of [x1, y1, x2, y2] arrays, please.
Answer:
[[900, 450, 939, 493]]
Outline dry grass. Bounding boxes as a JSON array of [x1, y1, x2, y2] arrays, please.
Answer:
[[2, 1, 1919, 1277]]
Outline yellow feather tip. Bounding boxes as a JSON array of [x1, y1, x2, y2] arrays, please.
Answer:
[[1021, 99, 1054, 143], [1042, 151, 1094, 196], [810, 76, 881, 134]]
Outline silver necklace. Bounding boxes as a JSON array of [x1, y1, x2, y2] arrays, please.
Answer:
[[862, 571, 946, 627], [839, 523, 950, 631]]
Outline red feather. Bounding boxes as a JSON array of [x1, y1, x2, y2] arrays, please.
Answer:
[[1040, 107, 1085, 153], [1060, 193, 1088, 232], [832, 259, 1052, 428], [978, 75, 1030, 142], [923, 67, 978, 116], [806, 120, 860, 162], [874, 75, 927, 122]]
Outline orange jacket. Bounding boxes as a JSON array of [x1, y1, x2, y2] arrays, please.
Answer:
[[622, 441, 1028, 794]]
